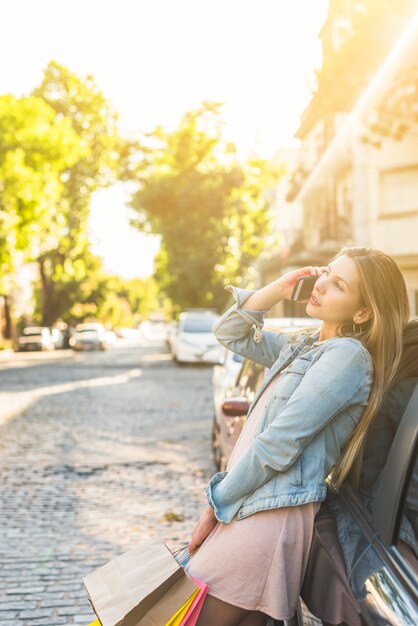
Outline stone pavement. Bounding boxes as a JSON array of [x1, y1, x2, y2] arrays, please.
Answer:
[[0, 338, 215, 625]]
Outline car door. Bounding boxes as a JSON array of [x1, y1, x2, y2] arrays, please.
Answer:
[[219, 359, 267, 467], [300, 384, 418, 626]]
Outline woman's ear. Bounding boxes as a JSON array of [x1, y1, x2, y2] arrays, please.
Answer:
[[353, 307, 372, 325]]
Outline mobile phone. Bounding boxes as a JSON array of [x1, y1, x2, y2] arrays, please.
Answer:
[[291, 275, 318, 302]]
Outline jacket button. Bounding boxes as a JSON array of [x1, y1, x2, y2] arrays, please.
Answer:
[[253, 328, 263, 342]]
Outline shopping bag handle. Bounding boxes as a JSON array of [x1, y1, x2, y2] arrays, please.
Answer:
[[172, 545, 199, 571]]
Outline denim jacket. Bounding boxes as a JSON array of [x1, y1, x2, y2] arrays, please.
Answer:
[[206, 286, 374, 523]]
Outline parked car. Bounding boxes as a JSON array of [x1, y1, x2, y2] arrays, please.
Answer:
[[212, 346, 245, 435], [213, 356, 265, 470], [297, 382, 418, 626], [140, 320, 168, 342], [212, 317, 321, 470], [165, 321, 178, 351], [49, 327, 65, 350], [170, 311, 220, 364], [57, 324, 76, 349], [105, 329, 117, 345], [70, 323, 107, 351], [15, 326, 55, 352]]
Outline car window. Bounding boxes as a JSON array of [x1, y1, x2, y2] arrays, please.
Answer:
[[394, 451, 418, 576], [332, 379, 418, 597], [181, 318, 217, 333], [236, 359, 266, 400], [236, 359, 257, 387]]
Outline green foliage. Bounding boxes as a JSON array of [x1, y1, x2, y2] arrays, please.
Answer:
[[129, 102, 273, 311], [33, 248, 105, 325], [0, 94, 84, 290], [0, 61, 164, 328], [32, 61, 124, 323], [94, 275, 160, 327], [65, 272, 160, 328]]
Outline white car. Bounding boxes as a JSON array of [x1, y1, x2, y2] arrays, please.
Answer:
[[15, 326, 55, 352], [70, 323, 107, 351], [171, 312, 220, 364]]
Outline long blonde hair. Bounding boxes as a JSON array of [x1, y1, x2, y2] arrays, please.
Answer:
[[331, 246, 410, 487]]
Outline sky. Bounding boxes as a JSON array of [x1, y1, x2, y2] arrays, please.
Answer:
[[2, 0, 329, 278]]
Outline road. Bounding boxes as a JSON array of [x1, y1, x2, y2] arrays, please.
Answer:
[[0, 335, 215, 625]]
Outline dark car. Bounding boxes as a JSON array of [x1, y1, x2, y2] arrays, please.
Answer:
[[296, 382, 418, 626]]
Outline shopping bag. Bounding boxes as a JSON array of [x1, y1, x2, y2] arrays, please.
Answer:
[[136, 575, 197, 626], [83, 537, 198, 626], [179, 577, 209, 626], [164, 588, 199, 626]]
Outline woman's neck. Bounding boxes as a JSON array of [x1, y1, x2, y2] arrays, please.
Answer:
[[318, 323, 338, 343]]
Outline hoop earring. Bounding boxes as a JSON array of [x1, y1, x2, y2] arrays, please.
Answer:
[[353, 321, 363, 335]]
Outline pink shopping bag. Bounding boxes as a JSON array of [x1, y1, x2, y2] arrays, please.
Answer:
[[179, 576, 208, 626]]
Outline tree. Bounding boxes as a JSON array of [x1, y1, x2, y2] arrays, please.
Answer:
[[0, 94, 84, 293], [129, 102, 272, 311], [33, 248, 109, 326], [61, 272, 161, 328], [32, 61, 123, 324]]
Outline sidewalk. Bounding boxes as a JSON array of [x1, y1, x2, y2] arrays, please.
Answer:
[[0, 349, 13, 360]]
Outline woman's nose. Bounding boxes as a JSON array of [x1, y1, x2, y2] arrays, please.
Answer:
[[315, 276, 326, 293]]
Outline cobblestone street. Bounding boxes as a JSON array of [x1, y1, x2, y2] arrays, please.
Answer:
[[0, 335, 215, 625]]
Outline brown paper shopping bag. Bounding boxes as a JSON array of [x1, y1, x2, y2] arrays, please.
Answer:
[[136, 576, 198, 626], [83, 537, 198, 626]]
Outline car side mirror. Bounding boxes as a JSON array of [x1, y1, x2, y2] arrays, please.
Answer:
[[222, 398, 250, 417]]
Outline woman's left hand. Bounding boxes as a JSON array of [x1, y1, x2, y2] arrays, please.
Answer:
[[189, 505, 218, 553]]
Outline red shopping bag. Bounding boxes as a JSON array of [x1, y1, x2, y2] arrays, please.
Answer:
[[179, 576, 208, 626]]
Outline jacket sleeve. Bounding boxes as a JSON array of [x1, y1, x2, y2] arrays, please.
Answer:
[[207, 339, 373, 523], [212, 285, 291, 368]]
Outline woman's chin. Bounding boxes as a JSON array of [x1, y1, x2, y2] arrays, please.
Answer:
[[306, 302, 323, 320]]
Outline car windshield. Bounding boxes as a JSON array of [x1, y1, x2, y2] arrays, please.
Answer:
[[23, 330, 43, 337], [77, 329, 99, 334], [182, 318, 216, 333]]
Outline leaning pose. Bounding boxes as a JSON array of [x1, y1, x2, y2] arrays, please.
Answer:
[[187, 246, 410, 626]]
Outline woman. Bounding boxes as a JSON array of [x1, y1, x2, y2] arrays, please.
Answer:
[[187, 246, 410, 626]]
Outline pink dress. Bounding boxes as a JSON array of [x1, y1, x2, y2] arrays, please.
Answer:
[[188, 373, 320, 620]]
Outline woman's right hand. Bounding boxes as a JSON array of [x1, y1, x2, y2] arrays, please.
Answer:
[[189, 505, 218, 554], [277, 265, 327, 300]]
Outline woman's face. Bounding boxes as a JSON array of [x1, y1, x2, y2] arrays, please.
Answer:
[[306, 254, 368, 329]]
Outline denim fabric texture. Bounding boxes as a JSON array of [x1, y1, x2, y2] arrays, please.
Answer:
[[206, 285, 374, 523]]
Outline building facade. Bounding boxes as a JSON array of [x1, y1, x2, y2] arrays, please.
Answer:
[[263, 0, 418, 317]]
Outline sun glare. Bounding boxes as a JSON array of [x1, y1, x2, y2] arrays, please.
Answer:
[[2, 0, 329, 277]]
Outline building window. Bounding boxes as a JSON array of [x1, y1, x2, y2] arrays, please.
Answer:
[[380, 166, 418, 218]]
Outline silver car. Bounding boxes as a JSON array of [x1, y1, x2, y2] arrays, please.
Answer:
[[70, 323, 107, 351], [170, 312, 220, 364], [15, 327, 55, 352]]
